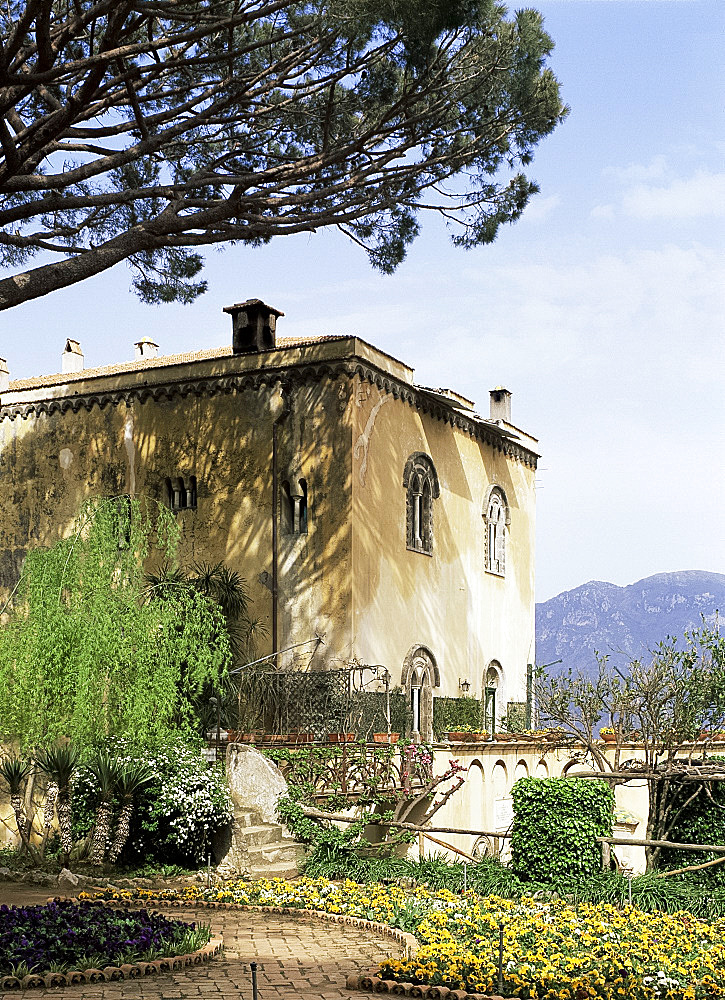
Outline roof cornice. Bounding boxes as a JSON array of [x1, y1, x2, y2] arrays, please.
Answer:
[[0, 347, 538, 468]]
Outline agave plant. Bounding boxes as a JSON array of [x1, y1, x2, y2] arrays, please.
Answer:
[[0, 756, 36, 857], [85, 752, 124, 866], [107, 761, 155, 863], [34, 745, 80, 861]]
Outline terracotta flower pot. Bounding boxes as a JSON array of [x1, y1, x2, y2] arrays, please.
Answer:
[[327, 732, 356, 743], [601, 731, 617, 743], [372, 732, 400, 744], [446, 731, 488, 742]]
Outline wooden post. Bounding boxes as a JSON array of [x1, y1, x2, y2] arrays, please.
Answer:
[[418, 831, 424, 861]]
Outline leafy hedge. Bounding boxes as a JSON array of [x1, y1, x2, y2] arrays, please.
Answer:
[[511, 777, 614, 883], [660, 756, 725, 885], [432, 696, 482, 737]]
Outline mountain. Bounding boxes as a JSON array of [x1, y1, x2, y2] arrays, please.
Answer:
[[535, 570, 725, 675]]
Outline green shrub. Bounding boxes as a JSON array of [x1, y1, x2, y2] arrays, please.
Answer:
[[72, 736, 232, 865], [432, 696, 482, 737], [658, 755, 725, 884], [510, 776, 614, 883]]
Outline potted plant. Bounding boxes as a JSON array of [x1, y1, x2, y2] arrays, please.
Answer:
[[600, 726, 617, 743], [372, 732, 400, 744], [446, 726, 489, 742], [327, 732, 356, 743]]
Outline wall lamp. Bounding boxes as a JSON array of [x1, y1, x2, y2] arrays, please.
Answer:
[[459, 678, 471, 694]]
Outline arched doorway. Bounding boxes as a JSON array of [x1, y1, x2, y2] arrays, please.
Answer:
[[402, 645, 440, 742], [483, 661, 502, 736]]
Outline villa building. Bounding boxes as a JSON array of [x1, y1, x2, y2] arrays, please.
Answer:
[[0, 299, 538, 742]]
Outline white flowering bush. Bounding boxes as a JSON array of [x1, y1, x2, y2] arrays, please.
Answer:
[[72, 737, 232, 865]]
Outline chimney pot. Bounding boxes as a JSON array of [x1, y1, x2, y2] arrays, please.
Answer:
[[489, 386, 512, 423], [223, 298, 283, 354], [0, 357, 9, 393], [62, 339, 84, 375], [135, 337, 159, 361]]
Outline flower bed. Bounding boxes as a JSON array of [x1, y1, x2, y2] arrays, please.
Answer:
[[88, 879, 725, 1000], [0, 899, 212, 978]]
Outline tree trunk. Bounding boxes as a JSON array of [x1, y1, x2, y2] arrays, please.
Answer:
[[9, 793, 40, 862], [90, 800, 114, 866], [56, 792, 74, 862], [43, 782, 58, 829], [40, 781, 59, 857], [108, 800, 133, 863]]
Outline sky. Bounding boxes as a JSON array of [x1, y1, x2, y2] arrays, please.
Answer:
[[2, 1, 724, 603]]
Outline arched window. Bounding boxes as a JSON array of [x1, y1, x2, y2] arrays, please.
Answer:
[[403, 453, 439, 555], [484, 486, 509, 575], [402, 645, 440, 742], [166, 475, 197, 512]]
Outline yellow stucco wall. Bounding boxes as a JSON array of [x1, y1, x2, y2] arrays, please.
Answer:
[[351, 377, 536, 711], [0, 348, 355, 665], [0, 332, 536, 693]]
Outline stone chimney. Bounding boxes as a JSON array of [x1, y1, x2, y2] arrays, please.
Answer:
[[0, 358, 9, 393], [62, 339, 84, 374], [134, 337, 159, 361], [223, 299, 284, 354], [489, 386, 512, 423]]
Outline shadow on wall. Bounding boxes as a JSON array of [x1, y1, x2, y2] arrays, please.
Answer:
[[0, 376, 353, 672]]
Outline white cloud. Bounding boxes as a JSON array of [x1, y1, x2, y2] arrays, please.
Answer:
[[521, 193, 561, 223], [590, 203, 614, 220], [622, 170, 725, 220], [607, 155, 669, 184]]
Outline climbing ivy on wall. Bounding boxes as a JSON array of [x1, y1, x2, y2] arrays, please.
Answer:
[[510, 777, 615, 883], [0, 497, 231, 750]]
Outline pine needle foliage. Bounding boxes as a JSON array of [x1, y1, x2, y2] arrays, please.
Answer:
[[0, 497, 231, 750]]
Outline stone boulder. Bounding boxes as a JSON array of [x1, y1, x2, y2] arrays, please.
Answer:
[[226, 745, 288, 824]]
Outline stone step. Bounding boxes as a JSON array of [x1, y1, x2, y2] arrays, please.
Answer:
[[245, 840, 305, 866], [234, 823, 287, 847], [233, 808, 261, 828], [247, 859, 303, 880]]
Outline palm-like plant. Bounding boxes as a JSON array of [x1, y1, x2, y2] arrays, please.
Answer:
[[0, 756, 37, 859], [34, 745, 80, 861], [86, 752, 123, 866], [107, 762, 155, 863]]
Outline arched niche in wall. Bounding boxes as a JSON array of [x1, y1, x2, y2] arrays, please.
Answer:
[[562, 759, 588, 777], [535, 759, 549, 778], [491, 759, 512, 832], [402, 645, 440, 742], [467, 760, 485, 830], [514, 760, 529, 784]]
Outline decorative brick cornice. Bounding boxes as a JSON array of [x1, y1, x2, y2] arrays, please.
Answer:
[[0, 355, 538, 468], [352, 362, 538, 469]]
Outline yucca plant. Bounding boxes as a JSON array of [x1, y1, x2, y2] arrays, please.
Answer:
[[0, 756, 38, 860], [107, 761, 155, 863], [34, 745, 79, 861], [86, 752, 124, 866]]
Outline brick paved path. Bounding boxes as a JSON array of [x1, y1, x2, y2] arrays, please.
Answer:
[[0, 898, 403, 1000]]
